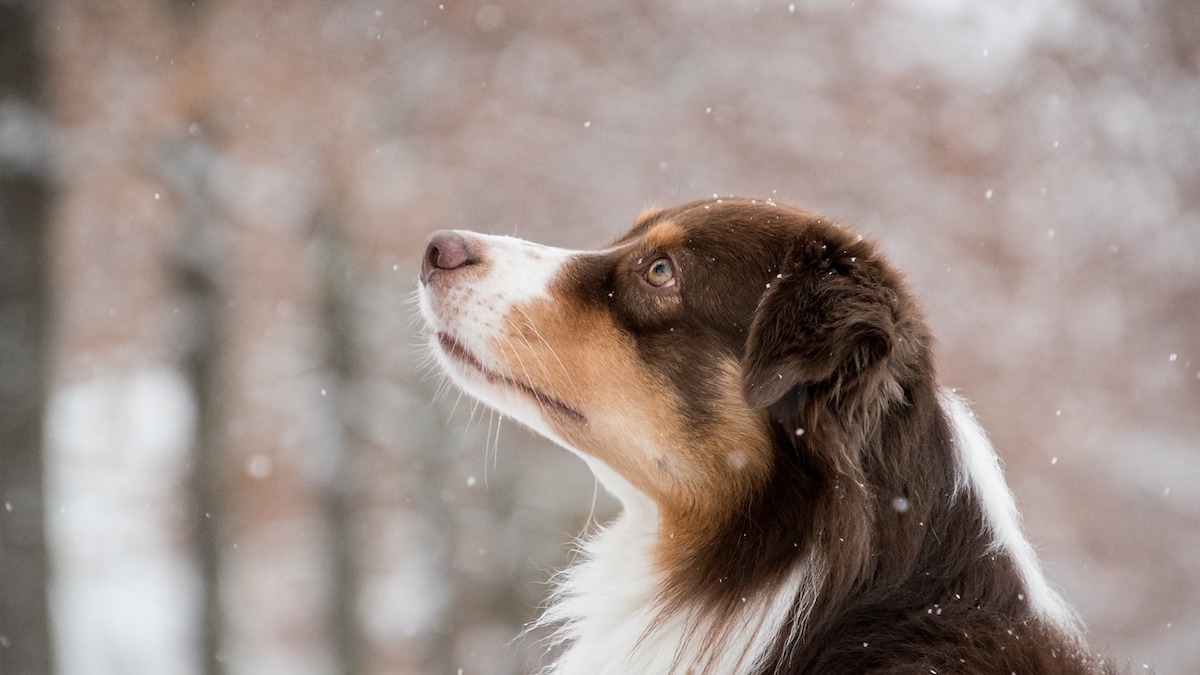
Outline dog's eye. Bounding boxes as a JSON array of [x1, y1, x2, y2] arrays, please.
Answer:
[[645, 258, 676, 287]]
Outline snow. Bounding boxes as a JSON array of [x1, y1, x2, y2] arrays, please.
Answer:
[[0, 98, 54, 176], [42, 0, 1200, 671], [45, 368, 200, 675]]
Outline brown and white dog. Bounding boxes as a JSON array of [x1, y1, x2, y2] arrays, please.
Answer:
[[417, 198, 1115, 674]]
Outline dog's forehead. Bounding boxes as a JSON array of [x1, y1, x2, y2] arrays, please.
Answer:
[[610, 207, 676, 247], [635, 219, 688, 251], [613, 199, 811, 250]]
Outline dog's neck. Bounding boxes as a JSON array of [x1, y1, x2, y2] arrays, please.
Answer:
[[532, 390, 1085, 674], [527, 457, 809, 675], [535, 504, 817, 675]]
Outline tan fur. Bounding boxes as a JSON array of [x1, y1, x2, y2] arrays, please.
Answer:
[[419, 198, 1112, 674], [638, 219, 686, 251], [493, 273, 772, 571]]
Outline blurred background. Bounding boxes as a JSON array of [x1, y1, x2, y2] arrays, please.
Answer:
[[1, 0, 1197, 673]]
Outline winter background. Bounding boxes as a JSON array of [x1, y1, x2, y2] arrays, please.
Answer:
[[4, 0, 1199, 673]]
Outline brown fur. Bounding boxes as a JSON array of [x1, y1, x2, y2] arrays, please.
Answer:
[[423, 197, 1121, 674]]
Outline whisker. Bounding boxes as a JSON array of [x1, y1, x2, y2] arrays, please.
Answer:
[[484, 409, 505, 487], [482, 410, 494, 487], [467, 399, 483, 432], [496, 332, 543, 413], [512, 305, 583, 403], [430, 374, 453, 403], [502, 316, 560, 400], [447, 388, 466, 421], [585, 475, 601, 532]]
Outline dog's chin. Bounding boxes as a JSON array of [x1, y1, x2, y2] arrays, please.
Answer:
[[432, 332, 586, 435]]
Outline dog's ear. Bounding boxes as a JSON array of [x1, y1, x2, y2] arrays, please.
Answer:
[[742, 236, 894, 411]]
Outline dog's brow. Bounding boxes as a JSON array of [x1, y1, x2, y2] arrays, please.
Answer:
[[612, 209, 673, 246], [639, 220, 686, 250]]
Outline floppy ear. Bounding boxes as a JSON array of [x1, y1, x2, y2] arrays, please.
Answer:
[[742, 237, 894, 411]]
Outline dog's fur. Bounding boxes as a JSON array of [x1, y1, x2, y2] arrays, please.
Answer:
[[418, 198, 1116, 674]]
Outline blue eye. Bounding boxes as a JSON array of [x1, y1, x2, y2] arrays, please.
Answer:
[[645, 258, 676, 287]]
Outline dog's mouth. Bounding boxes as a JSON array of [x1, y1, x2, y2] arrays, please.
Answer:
[[436, 332, 586, 424]]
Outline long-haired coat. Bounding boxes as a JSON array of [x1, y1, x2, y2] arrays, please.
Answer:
[[418, 198, 1117, 674]]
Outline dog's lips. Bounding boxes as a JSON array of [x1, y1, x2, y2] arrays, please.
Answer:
[[436, 331, 489, 374], [436, 332, 586, 424]]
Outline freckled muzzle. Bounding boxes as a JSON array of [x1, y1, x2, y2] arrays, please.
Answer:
[[418, 229, 587, 436], [416, 219, 774, 511]]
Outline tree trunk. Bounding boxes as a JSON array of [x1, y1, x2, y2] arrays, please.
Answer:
[[0, 1, 56, 673], [166, 132, 228, 675], [313, 208, 365, 675]]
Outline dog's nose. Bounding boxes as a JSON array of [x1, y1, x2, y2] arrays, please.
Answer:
[[422, 230, 476, 282]]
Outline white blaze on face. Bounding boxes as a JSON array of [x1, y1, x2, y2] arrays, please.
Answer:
[[420, 226, 771, 515], [419, 232, 574, 349], [418, 231, 578, 441]]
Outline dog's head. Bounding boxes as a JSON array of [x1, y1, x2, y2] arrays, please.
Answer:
[[418, 197, 926, 524]]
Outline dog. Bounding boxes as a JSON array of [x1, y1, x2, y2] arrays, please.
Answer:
[[417, 197, 1116, 674]]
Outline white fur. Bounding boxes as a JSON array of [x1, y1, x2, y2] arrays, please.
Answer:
[[941, 389, 1084, 637], [535, 492, 822, 675], [418, 231, 577, 446], [424, 233, 1087, 671], [418, 231, 573, 359], [421, 229, 822, 671]]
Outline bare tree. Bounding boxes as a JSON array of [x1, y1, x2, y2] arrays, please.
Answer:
[[312, 207, 366, 675], [0, 1, 55, 673], [164, 131, 228, 675]]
